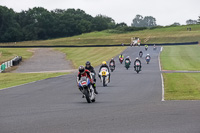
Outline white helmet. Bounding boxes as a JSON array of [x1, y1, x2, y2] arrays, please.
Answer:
[[147, 54, 150, 56], [136, 57, 139, 60]]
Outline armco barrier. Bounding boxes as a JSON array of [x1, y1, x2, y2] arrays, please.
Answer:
[[0, 56, 22, 73], [0, 41, 198, 48]]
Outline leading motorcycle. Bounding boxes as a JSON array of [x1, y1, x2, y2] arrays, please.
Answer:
[[78, 77, 95, 103]]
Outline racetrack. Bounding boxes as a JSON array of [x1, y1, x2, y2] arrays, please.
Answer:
[[1, 46, 200, 133]]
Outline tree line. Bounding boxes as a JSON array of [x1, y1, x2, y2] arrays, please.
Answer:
[[1, 5, 199, 43], [0, 6, 116, 42]]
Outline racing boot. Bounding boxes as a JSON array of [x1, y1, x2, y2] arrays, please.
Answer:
[[93, 83, 98, 94]]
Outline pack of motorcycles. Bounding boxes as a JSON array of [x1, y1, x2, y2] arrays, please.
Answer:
[[78, 46, 155, 103]]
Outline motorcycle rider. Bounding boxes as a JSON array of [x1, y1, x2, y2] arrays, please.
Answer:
[[119, 54, 124, 59], [125, 56, 131, 64], [99, 61, 111, 82], [139, 51, 143, 57], [77, 65, 98, 95], [134, 57, 142, 70], [109, 58, 115, 68], [146, 54, 151, 60], [85, 61, 96, 82]]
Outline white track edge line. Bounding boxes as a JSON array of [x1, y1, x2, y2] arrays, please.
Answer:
[[158, 47, 165, 101]]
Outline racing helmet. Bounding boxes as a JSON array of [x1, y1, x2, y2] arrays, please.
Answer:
[[85, 61, 91, 68], [79, 65, 85, 74], [102, 61, 106, 65]]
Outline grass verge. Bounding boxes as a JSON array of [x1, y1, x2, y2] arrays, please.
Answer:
[[0, 48, 33, 64], [0, 72, 68, 90], [161, 45, 200, 71], [0, 24, 200, 46], [163, 73, 200, 100], [55, 47, 127, 68]]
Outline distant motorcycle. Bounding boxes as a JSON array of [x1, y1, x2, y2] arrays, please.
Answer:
[[134, 61, 141, 73], [119, 57, 124, 64], [153, 46, 157, 50], [139, 52, 143, 58], [145, 47, 148, 51], [145, 56, 151, 64], [125, 59, 131, 70], [99, 67, 110, 87], [78, 77, 95, 103], [109, 62, 115, 72]]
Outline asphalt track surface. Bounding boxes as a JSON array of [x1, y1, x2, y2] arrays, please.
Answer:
[[13, 48, 72, 73], [1, 46, 200, 133]]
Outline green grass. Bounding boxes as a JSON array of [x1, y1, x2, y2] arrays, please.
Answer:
[[0, 48, 33, 64], [163, 73, 200, 100], [161, 45, 200, 71], [0, 73, 68, 90], [55, 47, 127, 68], [0, 24, 200, 46]]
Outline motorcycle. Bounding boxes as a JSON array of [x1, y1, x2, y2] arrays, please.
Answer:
[[119, 57, 124, 64], [125, 59, 131, 70], [153, 46, 157, 50], [139, 52, 143, 58], [134, 61, 141, 74], [145, 56, 150, 64], [78, 77, 95, 103], [145, 47, 148, 51], [99, 67, 110, 87], [109, 62, 115, 72]]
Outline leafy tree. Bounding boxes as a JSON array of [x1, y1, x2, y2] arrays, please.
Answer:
[[131, 14, 157, 27], [0, 6, 23, 42], [186, 19, 198, 25], [171, 22, 181, 26]]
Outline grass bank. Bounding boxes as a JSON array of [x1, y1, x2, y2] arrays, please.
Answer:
[[0, 25, 199, 46], [161, 45, 200, 71], [0, 73, 68, 90], [0, 48, 33, 64], [55, 47, 127, 68], [163, 73, 200, 100]]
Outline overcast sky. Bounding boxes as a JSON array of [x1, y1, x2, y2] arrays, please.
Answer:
[[1, 0, 199, 26]]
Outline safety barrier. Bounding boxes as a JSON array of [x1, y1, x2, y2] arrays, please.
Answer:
[[0, 41, 198, 48], [0, 56, 22, 73]]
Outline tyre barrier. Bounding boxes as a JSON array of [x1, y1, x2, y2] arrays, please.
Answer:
[[0, 56, 22, 73]]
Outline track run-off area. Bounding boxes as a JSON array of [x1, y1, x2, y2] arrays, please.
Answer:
[[1, 46, 200, 133]]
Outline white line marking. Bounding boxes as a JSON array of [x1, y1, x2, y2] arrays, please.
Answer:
[[161, 73, 165, 101], [158, 47, 165, 101]]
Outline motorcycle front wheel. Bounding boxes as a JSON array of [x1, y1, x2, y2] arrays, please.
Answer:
[[103, 76, 106, 87], [84, 89, 91, 103]]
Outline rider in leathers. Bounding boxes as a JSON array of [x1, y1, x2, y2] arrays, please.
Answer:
[[77, 65, 98, 95], [98, 61, 111, 82], [85, 61, 96, 82], [134, 57, 142, 70], [109, 58, 115, 69]]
